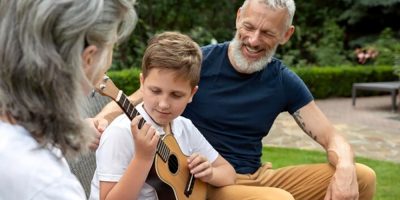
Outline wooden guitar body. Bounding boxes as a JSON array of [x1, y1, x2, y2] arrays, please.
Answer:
[[150, 134, 207, 200]]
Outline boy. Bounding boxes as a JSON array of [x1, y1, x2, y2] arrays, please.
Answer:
[[89, 32, 235, 200]]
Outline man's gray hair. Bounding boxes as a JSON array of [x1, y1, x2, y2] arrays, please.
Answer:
[[242, 0, 296, 27], [0, 0, 137, 158]]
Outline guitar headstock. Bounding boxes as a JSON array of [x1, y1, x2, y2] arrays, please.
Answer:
[[95, 75, 120, 101]]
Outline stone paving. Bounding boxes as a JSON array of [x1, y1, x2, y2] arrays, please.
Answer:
[[262, 95, 400, 163]]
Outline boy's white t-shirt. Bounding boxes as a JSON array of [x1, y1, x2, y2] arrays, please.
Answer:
[[89, 103, 219, 200], [0, 121, 86, 200]]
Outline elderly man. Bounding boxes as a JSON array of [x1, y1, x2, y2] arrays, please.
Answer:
[[92, 0, 376, 199]]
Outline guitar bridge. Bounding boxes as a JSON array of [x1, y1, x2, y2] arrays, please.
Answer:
[[184, 174, 196, 197]]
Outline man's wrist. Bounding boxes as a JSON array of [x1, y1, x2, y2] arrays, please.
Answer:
[[335, 162, 355, 171]]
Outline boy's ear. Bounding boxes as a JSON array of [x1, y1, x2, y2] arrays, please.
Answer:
[[139, 73, 144, 91], [82, 45, 98, 70], [188, 86, 198, 103]]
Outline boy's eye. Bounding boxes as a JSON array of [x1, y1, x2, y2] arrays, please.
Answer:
[[150, 88, 161, 94], [171, 93, 184, 98]]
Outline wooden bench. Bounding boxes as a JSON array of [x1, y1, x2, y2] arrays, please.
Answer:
[[352, 81, 400, 112]]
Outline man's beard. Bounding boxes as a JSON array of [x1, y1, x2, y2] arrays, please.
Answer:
[[230, 32, 277, 74]]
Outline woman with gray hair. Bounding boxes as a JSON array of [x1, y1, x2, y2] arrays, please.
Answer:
[[0, 0, 137, 199]]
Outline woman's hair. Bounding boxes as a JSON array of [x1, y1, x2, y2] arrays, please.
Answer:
[[141, 32, 203, 88], [0, 0, 137, 157]]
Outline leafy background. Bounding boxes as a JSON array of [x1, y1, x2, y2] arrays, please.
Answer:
[[112, 0, 400, 71]]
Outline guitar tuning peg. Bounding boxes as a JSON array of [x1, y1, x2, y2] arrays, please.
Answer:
[[100, 84, 106, 90], [103, 75, 109, 81]]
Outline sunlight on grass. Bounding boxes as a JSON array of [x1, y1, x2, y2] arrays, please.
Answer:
[[262, 146, 400, 200]]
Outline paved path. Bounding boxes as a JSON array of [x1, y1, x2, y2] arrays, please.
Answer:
[[263, 95, 400, 163]]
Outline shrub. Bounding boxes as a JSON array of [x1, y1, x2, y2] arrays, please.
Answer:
[[107, 68, 141, 95], [294, 66, 397, 98], [107, 66, 397, 99]]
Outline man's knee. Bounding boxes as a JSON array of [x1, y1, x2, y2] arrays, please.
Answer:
[[356, 163, 376, 199], [208, 185, 294, 200], [356, 163, 376, 186]]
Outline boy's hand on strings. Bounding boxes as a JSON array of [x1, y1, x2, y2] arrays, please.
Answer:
[[131, 115, 159, 161]]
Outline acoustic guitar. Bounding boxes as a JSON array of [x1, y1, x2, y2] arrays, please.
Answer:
[[96, 75, 207, 200]]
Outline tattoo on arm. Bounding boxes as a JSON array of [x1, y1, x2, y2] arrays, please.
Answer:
[[292, 110, 317, 141]]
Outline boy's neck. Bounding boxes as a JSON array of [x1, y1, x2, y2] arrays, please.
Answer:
[[163, 123, 172, 135]]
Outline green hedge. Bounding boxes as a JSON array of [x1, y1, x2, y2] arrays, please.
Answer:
[[107, 68, 141, 95], [107, 66, 398, 99], [294, 65, 398, 98]]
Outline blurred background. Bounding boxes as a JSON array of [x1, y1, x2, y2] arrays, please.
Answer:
[[112, 0, 400, 71]]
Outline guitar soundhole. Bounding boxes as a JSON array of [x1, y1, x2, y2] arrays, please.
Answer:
[[168, 154, 178, 174]]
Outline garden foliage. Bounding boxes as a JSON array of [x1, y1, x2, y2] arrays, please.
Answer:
[[112, 0, 400, 70], [107, 66, 397, 99]]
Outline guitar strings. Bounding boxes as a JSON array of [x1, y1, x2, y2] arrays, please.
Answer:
[[120, 94, 182, 171]]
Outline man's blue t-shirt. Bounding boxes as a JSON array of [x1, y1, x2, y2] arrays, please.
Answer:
[[182, 42, 313, 174]]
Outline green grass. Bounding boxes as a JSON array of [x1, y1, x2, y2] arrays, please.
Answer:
[[262, 146, 400, 200]]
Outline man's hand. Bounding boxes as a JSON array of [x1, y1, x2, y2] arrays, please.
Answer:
[[86, 117, 109, 150], [324, 164, 359, 200], [292, 102, 360, 199]]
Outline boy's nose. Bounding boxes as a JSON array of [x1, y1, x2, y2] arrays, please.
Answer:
[[158, 98, 170, 109]]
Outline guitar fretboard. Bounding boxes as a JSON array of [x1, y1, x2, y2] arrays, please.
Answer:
[[116, 92, 171, 162]]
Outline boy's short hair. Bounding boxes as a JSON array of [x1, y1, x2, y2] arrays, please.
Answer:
[[141, 31, 202, 87]]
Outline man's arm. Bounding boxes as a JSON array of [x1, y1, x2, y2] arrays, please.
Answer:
[[95, 89, 143, 125], [292, 101, 359, 200], [87, 89, 143, 150]]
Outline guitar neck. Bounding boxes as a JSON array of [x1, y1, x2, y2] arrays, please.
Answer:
[[115, 92, 140, 121], [115, 91, 170, 162]]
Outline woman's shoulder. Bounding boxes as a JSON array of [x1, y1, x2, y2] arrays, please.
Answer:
[[0, 141, 84, 199]]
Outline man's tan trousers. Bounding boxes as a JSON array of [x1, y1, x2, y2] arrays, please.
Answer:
[[208, 163, 376, 200]]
